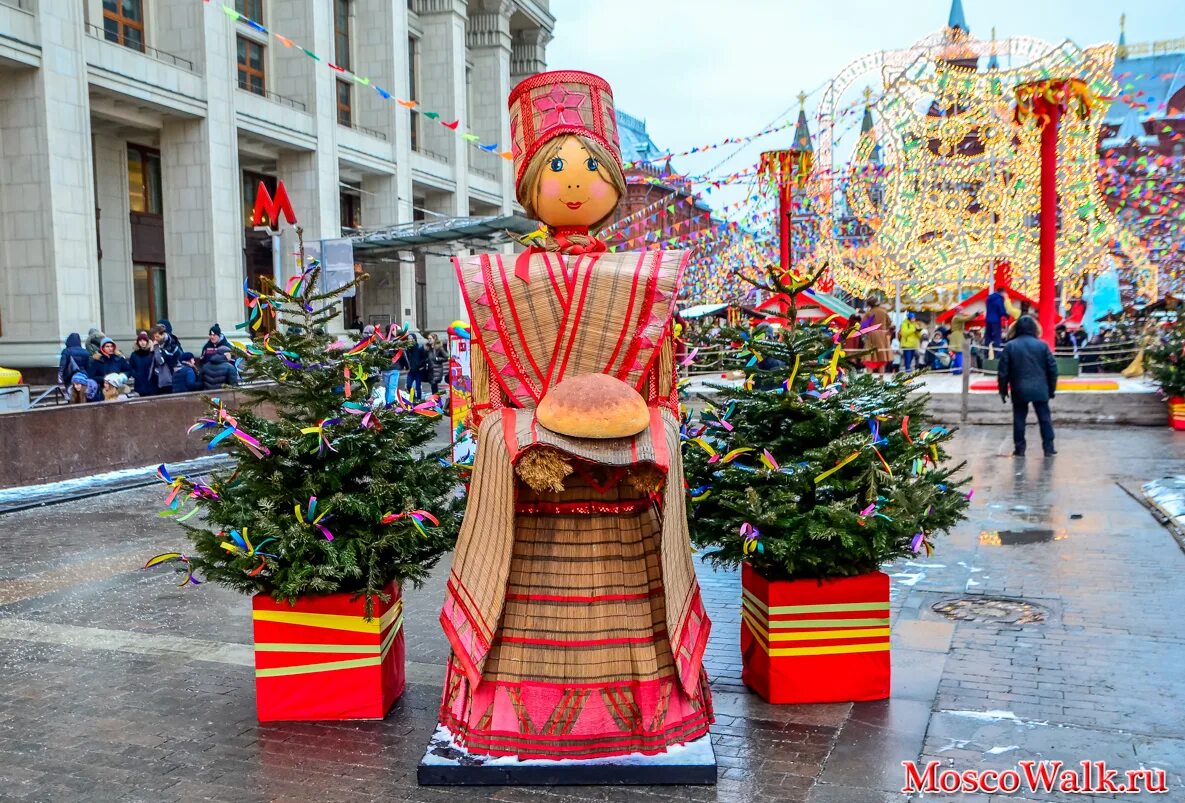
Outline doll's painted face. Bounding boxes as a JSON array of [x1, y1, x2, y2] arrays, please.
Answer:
[[531, 135, 620, 228]]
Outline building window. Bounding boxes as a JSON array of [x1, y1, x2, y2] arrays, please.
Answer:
[[133, 264, 168, 334], [237, 36, 266, 96], [340, 193, 361, 230], [408, 35, 420, 151], [465, 66, 474, 132], [235, 0, 263, 22], [127, 145, 162, 215], [334, 0, 351, 70], [337, 81, 352, 127], [102, 0, 145, 52]]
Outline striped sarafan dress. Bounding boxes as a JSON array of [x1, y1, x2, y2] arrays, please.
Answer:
[[438, 248, 713, 760]]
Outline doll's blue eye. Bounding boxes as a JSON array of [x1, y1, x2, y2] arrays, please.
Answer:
[[549, 157, 565, 172], [585, 157, 599, 172]]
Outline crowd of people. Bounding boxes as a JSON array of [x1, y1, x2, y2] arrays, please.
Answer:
[[57, 321, 240, 404]]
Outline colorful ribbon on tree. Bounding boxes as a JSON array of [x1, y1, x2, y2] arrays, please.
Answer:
[[299, 418, 341, 455], [381, 509, 439, 536], [740, 522, 764, 555], [219, 527, 277, 576], [295, 496, 334, 541], [143, 552, 201, 586]]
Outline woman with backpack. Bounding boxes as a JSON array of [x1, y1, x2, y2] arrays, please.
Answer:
[[57, 333, 91, 388]]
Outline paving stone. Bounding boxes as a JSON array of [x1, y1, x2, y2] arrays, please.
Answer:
[[3, 426, 1185, 801]]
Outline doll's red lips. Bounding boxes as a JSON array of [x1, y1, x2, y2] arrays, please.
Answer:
[[565, 201, 583, 209]]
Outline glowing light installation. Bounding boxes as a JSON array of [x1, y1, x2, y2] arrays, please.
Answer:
[[809, 26, 1154, 303]]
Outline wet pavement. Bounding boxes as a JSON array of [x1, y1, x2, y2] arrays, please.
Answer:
[[1, 425, 1184, 801]]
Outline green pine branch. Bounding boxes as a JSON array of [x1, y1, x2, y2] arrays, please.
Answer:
[[149, 227, 461, 616], [684, 264, 971, 582]]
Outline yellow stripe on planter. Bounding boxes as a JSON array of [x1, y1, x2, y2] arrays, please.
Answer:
[[770, 627, 890, 642], [256, 642, 381, 654], [255, 616, 403, 677], [741, 607, 890, 634], [252, 600, 403, 633], [256, 655, 382, 678], [742, 589, 888, 616], [768, 642, 891, 657]]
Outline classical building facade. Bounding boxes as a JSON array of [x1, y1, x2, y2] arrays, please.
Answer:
[[609, 111, 714, 252], [0, 0, 553, 370]]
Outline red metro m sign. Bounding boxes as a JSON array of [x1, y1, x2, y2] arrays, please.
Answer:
[[252, 180, 298, 235]]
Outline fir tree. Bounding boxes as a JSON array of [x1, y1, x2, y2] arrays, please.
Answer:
[[1145, 308, 1185, 397], [148, 228, 462, 614], [683, 265, 971, 581]]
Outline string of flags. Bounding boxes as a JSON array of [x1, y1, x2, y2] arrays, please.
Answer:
[[209, 2, 512, 161]]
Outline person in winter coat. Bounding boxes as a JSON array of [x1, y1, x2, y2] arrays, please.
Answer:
[[172, 352, 201, 393], [399, 333, 429, 397], [200, 348, 239, 390], [898, 313, 921, 371], [861, 294, 893, 375], [88, 338, 131, 382], [998, 315, 1058, 457], [58, 333, 91, 387], [68, 372, 101, 404], [102, 372, 134, 401], [426, 333, 448, 395], [157, 319, 183, 354], [127, 331, 157, 397], [150, 323, 180, 392], [85, 327, 106, 358], [985, 289, 1007, 351], [200, 323, 231, 364]]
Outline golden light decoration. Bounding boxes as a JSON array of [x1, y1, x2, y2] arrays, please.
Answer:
[[805, 27, 1155, 301]]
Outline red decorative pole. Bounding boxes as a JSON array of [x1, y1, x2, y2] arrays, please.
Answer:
[[1014, 79, 1092, 347], [759, 149, 812, 279]]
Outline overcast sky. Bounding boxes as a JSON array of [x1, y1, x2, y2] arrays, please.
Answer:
[[545, 0, 1181, 218]]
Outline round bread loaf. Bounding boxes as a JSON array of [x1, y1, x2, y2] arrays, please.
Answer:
[[536, 373, 649, 439]]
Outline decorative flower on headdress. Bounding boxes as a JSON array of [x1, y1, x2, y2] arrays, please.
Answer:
[[534, 85, 587, 131]]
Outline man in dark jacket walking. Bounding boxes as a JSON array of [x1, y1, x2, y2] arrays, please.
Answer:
[[998, 315, 1058, 457]]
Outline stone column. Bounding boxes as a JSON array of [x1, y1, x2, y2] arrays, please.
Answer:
[[510, 26, 551, 89], [91, 135, 135, 336], [0, 2, 99, 366], [157, 0, 244, 343], [413, 0, 469, 201], [468, 0, 515, 212]]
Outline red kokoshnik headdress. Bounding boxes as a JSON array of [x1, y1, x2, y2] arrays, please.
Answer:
[[508, 70, 621, 188]]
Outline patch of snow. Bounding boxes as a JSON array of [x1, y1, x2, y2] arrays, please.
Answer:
[[936, 738, 972, 753], [891, 572, 926, 587], [985, 745, 1019, 755], [944, 710, 1048, 727], [903, 562, 946, 569], [0, 455, 230, 504]]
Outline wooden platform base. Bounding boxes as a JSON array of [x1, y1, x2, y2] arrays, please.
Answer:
[[416, 727, 717, 786]]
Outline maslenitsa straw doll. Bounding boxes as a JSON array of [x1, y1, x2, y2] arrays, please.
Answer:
[[436, 70, 713, 761]]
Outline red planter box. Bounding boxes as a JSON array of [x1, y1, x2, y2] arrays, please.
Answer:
[[252, 581, 405, 721], [741, 564, 890, 704], [1168, 396, 1185, 431]]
